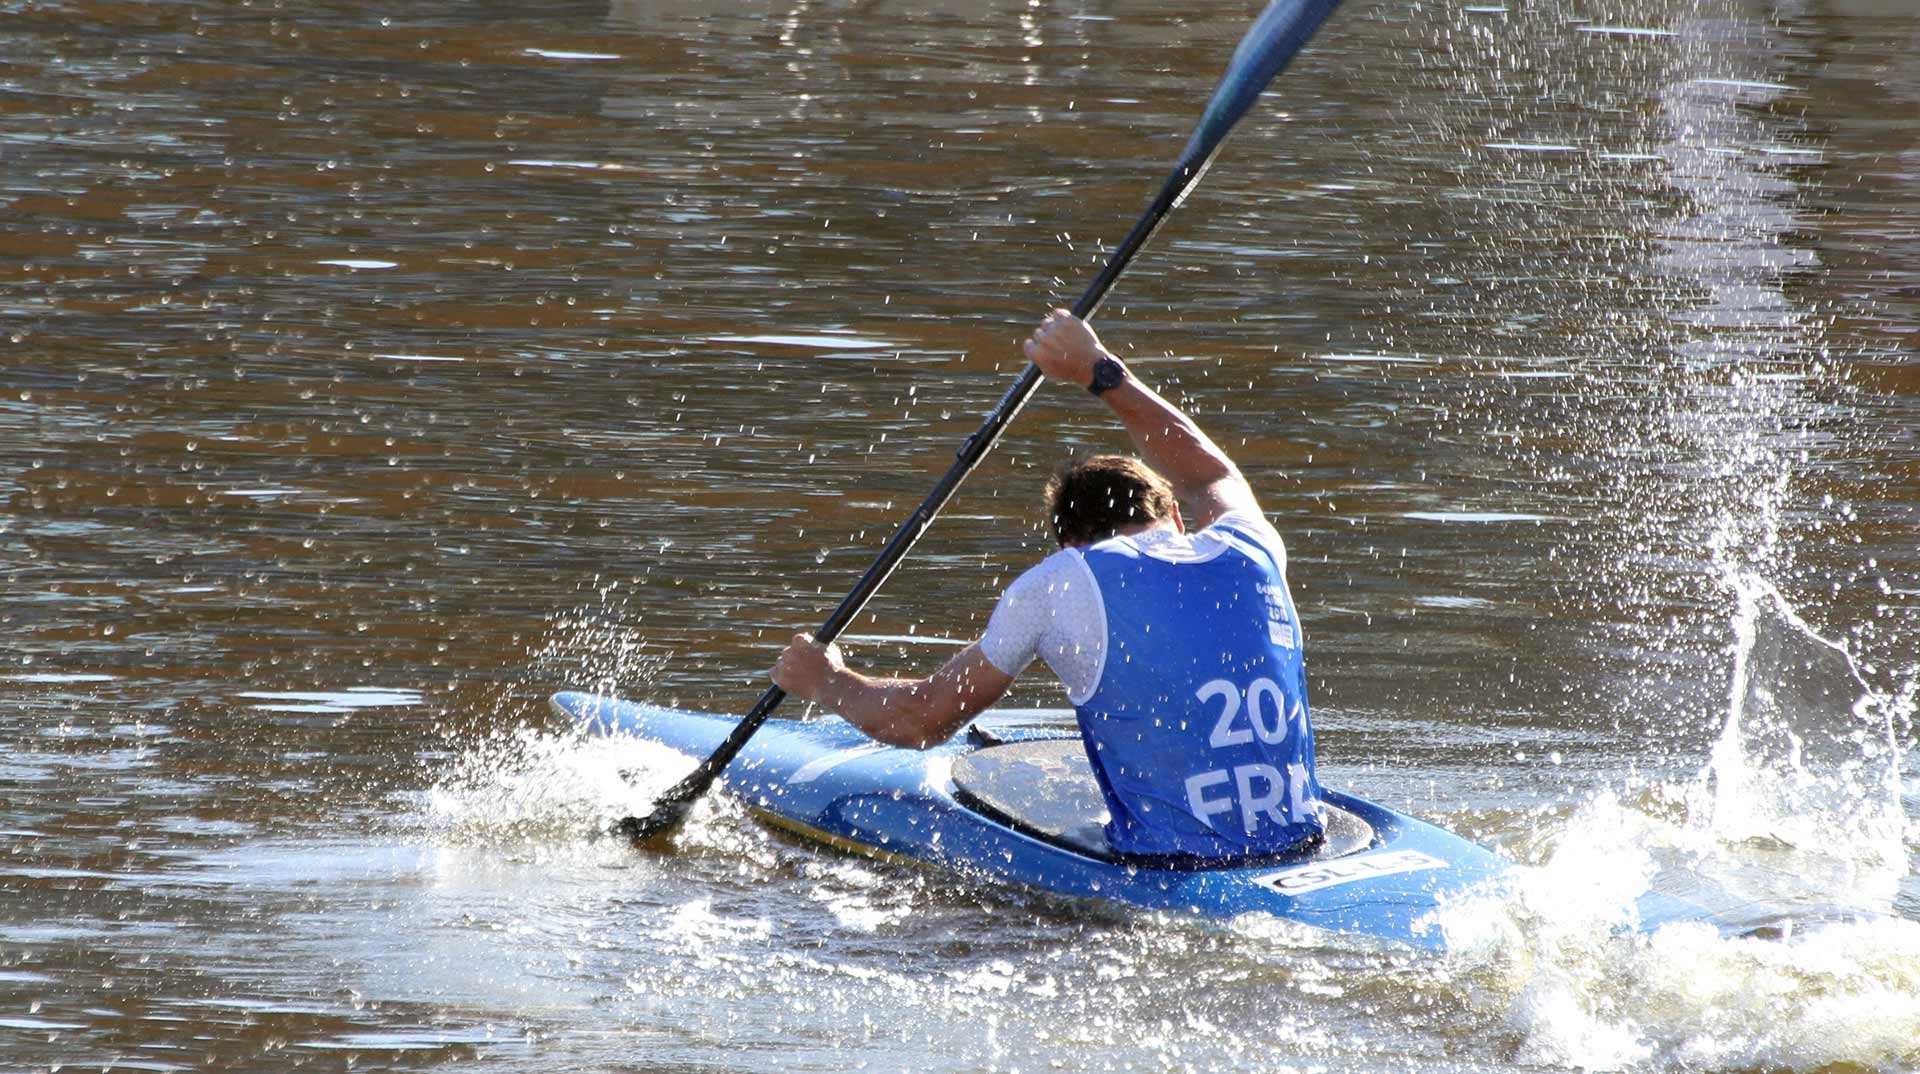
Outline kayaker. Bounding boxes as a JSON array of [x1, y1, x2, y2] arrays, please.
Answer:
[[773, 309, 1323, 864]]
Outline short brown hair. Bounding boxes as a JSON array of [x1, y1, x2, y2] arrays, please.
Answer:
[[1044, 455, 1177, 547]]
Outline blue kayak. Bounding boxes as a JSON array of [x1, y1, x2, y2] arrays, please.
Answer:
[[552, 690, 1723, 952]]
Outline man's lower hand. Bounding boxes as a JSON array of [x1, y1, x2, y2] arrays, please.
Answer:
[[771, 632, 845, 702]]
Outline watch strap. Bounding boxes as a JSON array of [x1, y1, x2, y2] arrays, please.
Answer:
[[1087, 355, 1129, 396]]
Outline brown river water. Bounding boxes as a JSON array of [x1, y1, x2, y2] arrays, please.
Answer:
[[5, 0, 1919, 1070]]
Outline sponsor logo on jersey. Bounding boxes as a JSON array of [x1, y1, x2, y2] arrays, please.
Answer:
[[1258, 582, 1296, 648]]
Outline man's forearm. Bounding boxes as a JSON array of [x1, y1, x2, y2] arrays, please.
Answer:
[[1020, 308, 1265, 529], [812, 669, 942, 749], [1100, 372, 1241, 505], [791, 641, 1015, 750]]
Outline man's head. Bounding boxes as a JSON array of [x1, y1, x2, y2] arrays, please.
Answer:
[[1045, 454, 1180, 547]]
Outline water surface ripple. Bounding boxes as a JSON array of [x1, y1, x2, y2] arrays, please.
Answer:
[[4, 0, 1917, 1071]]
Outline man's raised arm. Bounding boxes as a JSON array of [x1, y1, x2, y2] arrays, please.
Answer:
[[1022, 309, 1259, 530]]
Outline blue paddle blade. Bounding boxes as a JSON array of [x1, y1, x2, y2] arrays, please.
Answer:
[[1177, 0, 1343, 181]]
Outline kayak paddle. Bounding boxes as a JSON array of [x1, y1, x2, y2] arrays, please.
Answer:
[[617, 0, 1344, 846]]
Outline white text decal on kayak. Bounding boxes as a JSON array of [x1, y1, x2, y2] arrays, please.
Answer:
[[1253, 849, 1449, 896], [790, 743, 890, 785]]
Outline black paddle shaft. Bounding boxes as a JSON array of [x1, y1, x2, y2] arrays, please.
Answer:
[[618, 172, 1200, 842], [618, 0, 1346, 842]]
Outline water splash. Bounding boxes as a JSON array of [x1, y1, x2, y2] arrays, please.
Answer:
[[1438, 575, 1919, 1072], [422, 724, 804, 874], [1449, 874, 1920, 1072], [420, 724, 689, 849], [410, 571, 700, 848], [1693, 571, 1910, 891], [528, 576, 670, 701]]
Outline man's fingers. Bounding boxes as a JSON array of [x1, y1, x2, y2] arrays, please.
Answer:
[[771, 634, 804, 680]]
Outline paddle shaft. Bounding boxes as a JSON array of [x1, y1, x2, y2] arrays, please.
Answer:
[[625, 166, 1204, 836], [619, 0, 1346, 842]]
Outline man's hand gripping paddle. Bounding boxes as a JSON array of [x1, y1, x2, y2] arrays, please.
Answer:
[[618, 0, 1343, 848]]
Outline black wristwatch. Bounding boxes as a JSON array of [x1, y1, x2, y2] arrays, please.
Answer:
[[1087, 355, 1129, 396]]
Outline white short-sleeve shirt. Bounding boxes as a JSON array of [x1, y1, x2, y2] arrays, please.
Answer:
[[978, 510, 1289, 705]]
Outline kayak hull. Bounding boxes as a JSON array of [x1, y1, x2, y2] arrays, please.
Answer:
[[553, 690, 1536, 952]]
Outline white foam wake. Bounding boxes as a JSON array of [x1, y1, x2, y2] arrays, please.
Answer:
[[1435, 571, 1917, 1071]]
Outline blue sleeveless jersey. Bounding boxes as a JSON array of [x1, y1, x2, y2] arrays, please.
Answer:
[[1075, 521, 1322, 861]]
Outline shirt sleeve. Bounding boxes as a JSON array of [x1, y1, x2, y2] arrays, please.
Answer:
[[978, 549, 1109, 702], [978, 558, 1056, 676], [1210, 508, 1288, 572]]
